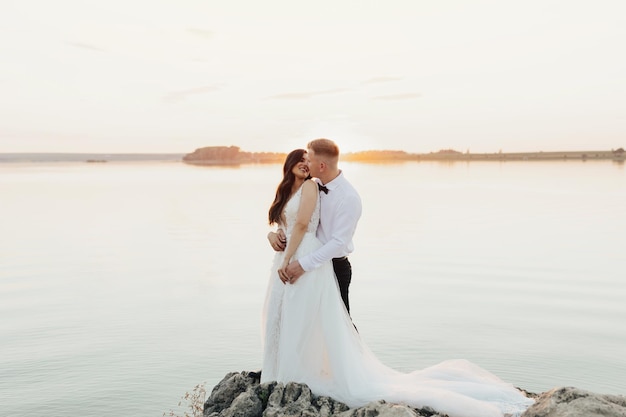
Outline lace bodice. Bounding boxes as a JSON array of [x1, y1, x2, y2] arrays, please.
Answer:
[[281, 182, 320, 237]]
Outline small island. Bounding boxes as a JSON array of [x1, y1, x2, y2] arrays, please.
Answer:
[[182, 146, 285, 165], [182, 146, 625, 165]]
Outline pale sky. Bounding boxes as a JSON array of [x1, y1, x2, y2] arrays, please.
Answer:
[[1, 0, 625, 153]]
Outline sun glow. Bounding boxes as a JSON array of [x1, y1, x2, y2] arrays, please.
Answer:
[[301, 121, 379, 154]]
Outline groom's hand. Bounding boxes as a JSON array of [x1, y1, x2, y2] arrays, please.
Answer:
[[268, 230, 286, 252], [284, 261, 305, 284]]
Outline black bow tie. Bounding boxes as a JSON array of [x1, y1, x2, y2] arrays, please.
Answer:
[[318, 183, 329, 194]]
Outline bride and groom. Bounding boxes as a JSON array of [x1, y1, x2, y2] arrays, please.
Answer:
[[261, 139, 533, 417]]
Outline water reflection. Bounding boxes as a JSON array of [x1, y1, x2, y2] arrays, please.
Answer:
[[0, 161, 624, 417]]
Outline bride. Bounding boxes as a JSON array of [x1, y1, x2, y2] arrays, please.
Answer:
[[260, 148, 534, 417]]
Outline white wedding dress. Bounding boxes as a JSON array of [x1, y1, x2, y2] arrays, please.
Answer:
[[261, 185, 533, 417]]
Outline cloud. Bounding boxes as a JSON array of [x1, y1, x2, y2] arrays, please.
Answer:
[[65, 41, 106, 52], [164, 85, 220, 102], [187, 28, 214, 39], [372, 93, 421, 100], [361, 77, 403, 84], [268, 88, 352, 100]]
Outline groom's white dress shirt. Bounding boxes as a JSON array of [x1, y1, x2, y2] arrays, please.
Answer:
[[299, 171, 362, 272]]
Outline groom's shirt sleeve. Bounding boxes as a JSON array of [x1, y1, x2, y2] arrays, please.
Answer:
[[299, 193, 362, 272]]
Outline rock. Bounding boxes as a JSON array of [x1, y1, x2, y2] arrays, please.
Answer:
[[204, 372, 256, 415], [263, 382, 318, 417], [313, 395, 351, 417], [522, 386, 626, 417], [222, 388, 263, 417], [336, 400, 439, 417]]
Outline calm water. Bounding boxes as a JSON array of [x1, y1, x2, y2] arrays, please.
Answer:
[[1, 160, 625, 417]]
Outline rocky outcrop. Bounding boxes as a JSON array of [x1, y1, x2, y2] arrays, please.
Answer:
[[205, 371, 453, 417], [203, 372, 626, 417], [522, 387, 626, 417]]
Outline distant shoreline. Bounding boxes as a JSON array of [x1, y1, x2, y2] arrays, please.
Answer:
[[1, 147, 623, 164], [182, 146, 625, 165], [343, 149, 625, 162]]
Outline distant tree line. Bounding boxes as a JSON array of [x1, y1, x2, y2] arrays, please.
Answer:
[[183, 146, 286, 164]]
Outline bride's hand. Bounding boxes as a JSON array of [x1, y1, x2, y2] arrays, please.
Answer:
[[268, 230, 287, 252], [278, 261, 290, 284], [278, 260, 304, 285]]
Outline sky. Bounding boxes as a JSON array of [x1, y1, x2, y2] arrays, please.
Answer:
[[1, 0, 625, 154]]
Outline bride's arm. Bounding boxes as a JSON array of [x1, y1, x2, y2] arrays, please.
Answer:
[[279, 180, 317, 273]]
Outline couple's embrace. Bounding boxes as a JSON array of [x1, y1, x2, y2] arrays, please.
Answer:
[[260, 139, 533, 417]]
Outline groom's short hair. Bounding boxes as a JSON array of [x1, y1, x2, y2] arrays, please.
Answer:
[[307, 138, 339, 159]]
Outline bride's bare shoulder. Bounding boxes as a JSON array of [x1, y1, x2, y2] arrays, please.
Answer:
[[300, 179, 318, 198]]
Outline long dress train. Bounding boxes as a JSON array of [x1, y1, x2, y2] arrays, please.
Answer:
[[261, 185, 533, 417]]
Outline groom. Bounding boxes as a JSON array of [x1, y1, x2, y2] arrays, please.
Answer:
[[268, 138, 362, 314]]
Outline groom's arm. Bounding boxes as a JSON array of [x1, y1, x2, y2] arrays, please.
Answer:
[[299, 194, 361, 272]]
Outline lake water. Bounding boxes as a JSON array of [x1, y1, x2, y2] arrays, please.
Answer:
[[1, 160, 625, 417]]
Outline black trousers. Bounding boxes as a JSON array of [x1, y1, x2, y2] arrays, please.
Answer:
[[332, 256, 352, 314]]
